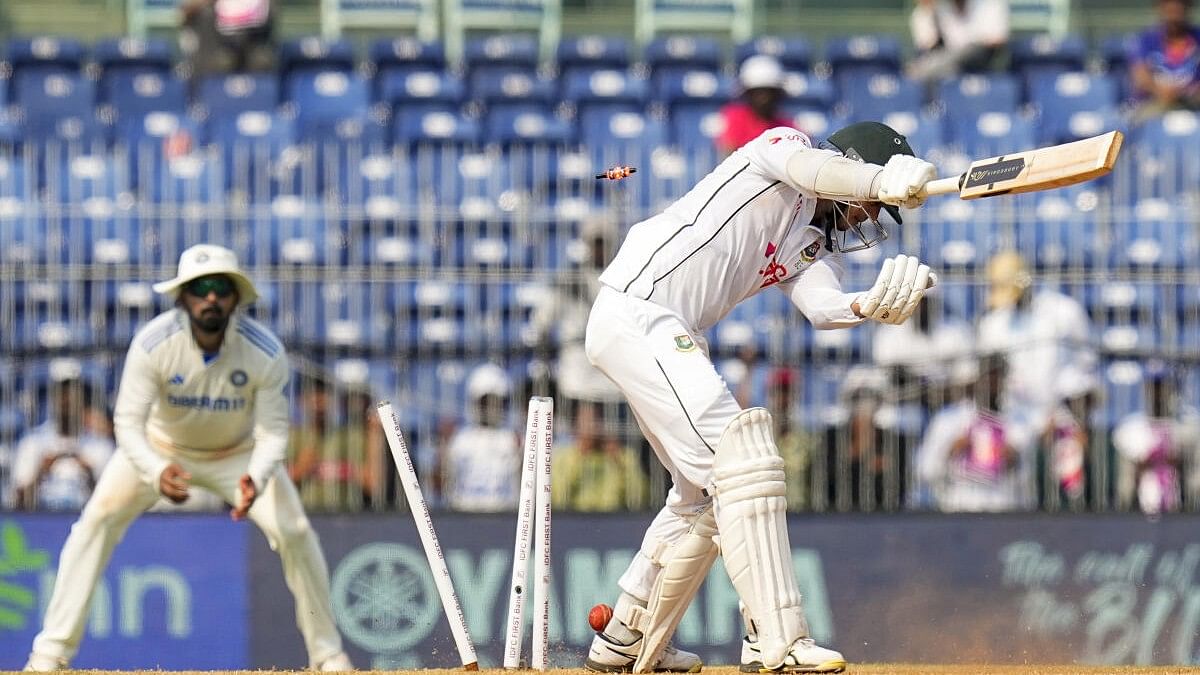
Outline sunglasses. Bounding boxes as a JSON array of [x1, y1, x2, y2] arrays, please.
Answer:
[[185, 276, 236, 298]]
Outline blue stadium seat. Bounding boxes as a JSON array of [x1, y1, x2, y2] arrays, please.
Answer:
[[949, 111, 1037, 157], [780, 72, 835, 111], [392, 107, 480, 146], [1100, 33, 1136, 92], [287, 70, 372, 140], [243, 197, 340, 266], [557, 35, 631, 71], [644, 36, 723, 73], [15, 72, 95, 128], [918, 198, 999, 270], [47, 153, 126, 203], [206, 111, 296, 202], [1125, 110, 1200, 200], [1110, 198, 1198, 270], [197, 74, 279, 117], [280, 37, 357, 76], [0, 200, 42, 266], [1027, 72, 1118, 143], [147, 153, 222, 205], [842, 73, 923, 122], [103, 71, 187, 123], [369, 36, 446, 71], [1013, 189, 1102, 270], [562, 69, 647, 106], [668, 102, 723, 151], [469, 67, 555, 106], [790, 110, 835, 140], [736, 36, 812, 71], [581, 108, 666, 171], [5, 36, 86, 79], [377, 68, 465, 106], [653, 69, 734, 109], [93, 37, 173, 75], [464, 34, 540, 71], [938, 74, 1021, 129], [825, 34, 902, 75], [485, 106, 573, 146], [337, 151, 419, 219], [1010, 34, 1088, 80]]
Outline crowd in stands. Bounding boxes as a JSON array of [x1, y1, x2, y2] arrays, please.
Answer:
[[2, 0, 1200, 516]]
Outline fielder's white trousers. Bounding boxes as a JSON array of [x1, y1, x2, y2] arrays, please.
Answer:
[[585, 286, 742, 599], [30, 448, 345, 668]]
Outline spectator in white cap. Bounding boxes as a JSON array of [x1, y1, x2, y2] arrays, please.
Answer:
[[439, 362, 523, 512], [25, 244, 353, 672], [717, 54, 795, 156]]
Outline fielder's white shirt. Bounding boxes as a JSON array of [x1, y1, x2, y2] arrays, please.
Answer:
[[443, 425, 522, 512], [114, 309, 291, 491], [599, 127, 865, 334]]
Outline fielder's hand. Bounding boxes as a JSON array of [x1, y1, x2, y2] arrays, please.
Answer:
[[876, 155, 937, 209], [855, 254, 938, 325], [159, 463, 191, 503], [231, 474, 257, 521]]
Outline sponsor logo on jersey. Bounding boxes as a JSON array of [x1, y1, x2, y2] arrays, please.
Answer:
[[768, 132, 806, 145], [166, 394, 247, 411], [764, 241, 777, 257], [168, 374, 185, 386], [230, 369, 248, 387], [673, 335, 697, 352]]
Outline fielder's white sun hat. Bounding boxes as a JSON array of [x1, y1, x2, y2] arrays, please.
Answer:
[[739, 54, 786, 91], [152, 244, 259, 306]]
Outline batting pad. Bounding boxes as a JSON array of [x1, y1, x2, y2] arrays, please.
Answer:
[[629, 508, 718, 673], [713, 407, 809, 670]]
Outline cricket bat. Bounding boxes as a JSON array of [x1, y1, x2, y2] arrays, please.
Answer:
[[918, 130, 1124, 200]]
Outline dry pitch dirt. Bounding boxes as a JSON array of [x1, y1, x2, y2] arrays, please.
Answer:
[[16, 662, 1200, 667]]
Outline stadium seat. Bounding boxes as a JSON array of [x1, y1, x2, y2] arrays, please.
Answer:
[[197, 74, 279, 117], [464, 34, 540, 72], [918, 198, 999, 270], [736, 36, 812, 71], [948, 111, 1037, 158], [392, 108, 480, 146], [15, 72, 96, 129], [824, 34, 902, 76], [557, 35, 631, 71], [791, 110, 835, 140], [644, 35, 723, 74], [5, 37, 86, 93], [469, 67, 556, 106], [1109, 198, 1198, 270], [287, 70, 371, 128], [369, 36, 446, 71], [377, 68, 465, 107], [103, 71, 188, 136], [1125, 110, 1200, 200], [1026, 72, 1119, 143], [485, 106, 573, 147], [1013, 189, 1102, 270], [562, 69, 647, 107], [938, 74, 1021, 129], [207, 110, 296, 202], [652, 69, 734, 110], [842, 73, 924, 123], [781, 72, 836, 111], [280, 37, 357, 76], [93, 37, 173, 76], [1010, 34, 1088, 81], [580, 108, 666, 172]]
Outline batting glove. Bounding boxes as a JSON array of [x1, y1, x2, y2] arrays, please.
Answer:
[[875, 155, 938, 209], [856, 254, 938, 325]]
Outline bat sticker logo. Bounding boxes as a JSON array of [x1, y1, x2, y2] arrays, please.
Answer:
[[965, 158, 1026, 188]]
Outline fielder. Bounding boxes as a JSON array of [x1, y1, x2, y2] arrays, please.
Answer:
[[583, 122, 939, 674], [25, 245, 353, 672]]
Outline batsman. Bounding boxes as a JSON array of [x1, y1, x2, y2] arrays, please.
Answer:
[[583, 122, 939, 674]]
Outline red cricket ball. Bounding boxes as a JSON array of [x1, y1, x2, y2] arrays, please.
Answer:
[[588, 603, 614, 632]]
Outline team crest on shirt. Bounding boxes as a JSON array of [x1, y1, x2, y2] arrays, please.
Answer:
[[674, 335, 697, 352], [230, 370, 248, 386], [798, 238, 823, 264]]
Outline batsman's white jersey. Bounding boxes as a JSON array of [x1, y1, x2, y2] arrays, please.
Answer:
[[587, 127, 867, 602], [115, 309, 290, 490], [29, 308, 347, 670]]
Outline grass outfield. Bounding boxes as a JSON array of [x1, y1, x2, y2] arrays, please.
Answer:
[[21, 662, 1200, 667]]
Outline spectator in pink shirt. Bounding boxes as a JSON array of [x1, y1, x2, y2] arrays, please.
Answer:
[[717, 55, 794, 157]]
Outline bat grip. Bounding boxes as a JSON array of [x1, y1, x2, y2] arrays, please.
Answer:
[[917, 175, 964, 198]]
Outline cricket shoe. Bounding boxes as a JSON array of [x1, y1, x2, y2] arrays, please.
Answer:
[[23, 653, 68, 672], [314, 652, 354, 671], [740, 635, 845, 673], [585, 631, 703, 673]]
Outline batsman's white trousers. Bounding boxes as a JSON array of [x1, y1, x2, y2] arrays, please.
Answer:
[[30, 447, 345, 668], [586, 285, 742, 600]]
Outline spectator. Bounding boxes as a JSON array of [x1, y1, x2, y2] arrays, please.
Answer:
[[827, 366, 901, 511], [529, 215, 624, 406], [440, 363, 522, 512], [916, 353, 1037, 512], [12, 362, 114, 512], [1042, 367, 1101, 511], [1129, 0, 1200, 120], [552, 400, 648, 511], [872, 290, 973, 413], [766, 368, 821, 511], [717, 55, 793, 157], [289, 377, 386, 511], [907, 0, 1010, 85], [976, 251, 1096, 435], [180, 0, 276, 78], [1113, 360, 1200, 514]]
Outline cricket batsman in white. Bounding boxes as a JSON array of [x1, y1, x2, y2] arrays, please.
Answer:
[[24, 244, 353, 672], [583, 122, 940, 674]]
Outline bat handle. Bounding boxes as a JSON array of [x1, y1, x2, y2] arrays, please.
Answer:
[[917, 175, 965, 198]]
